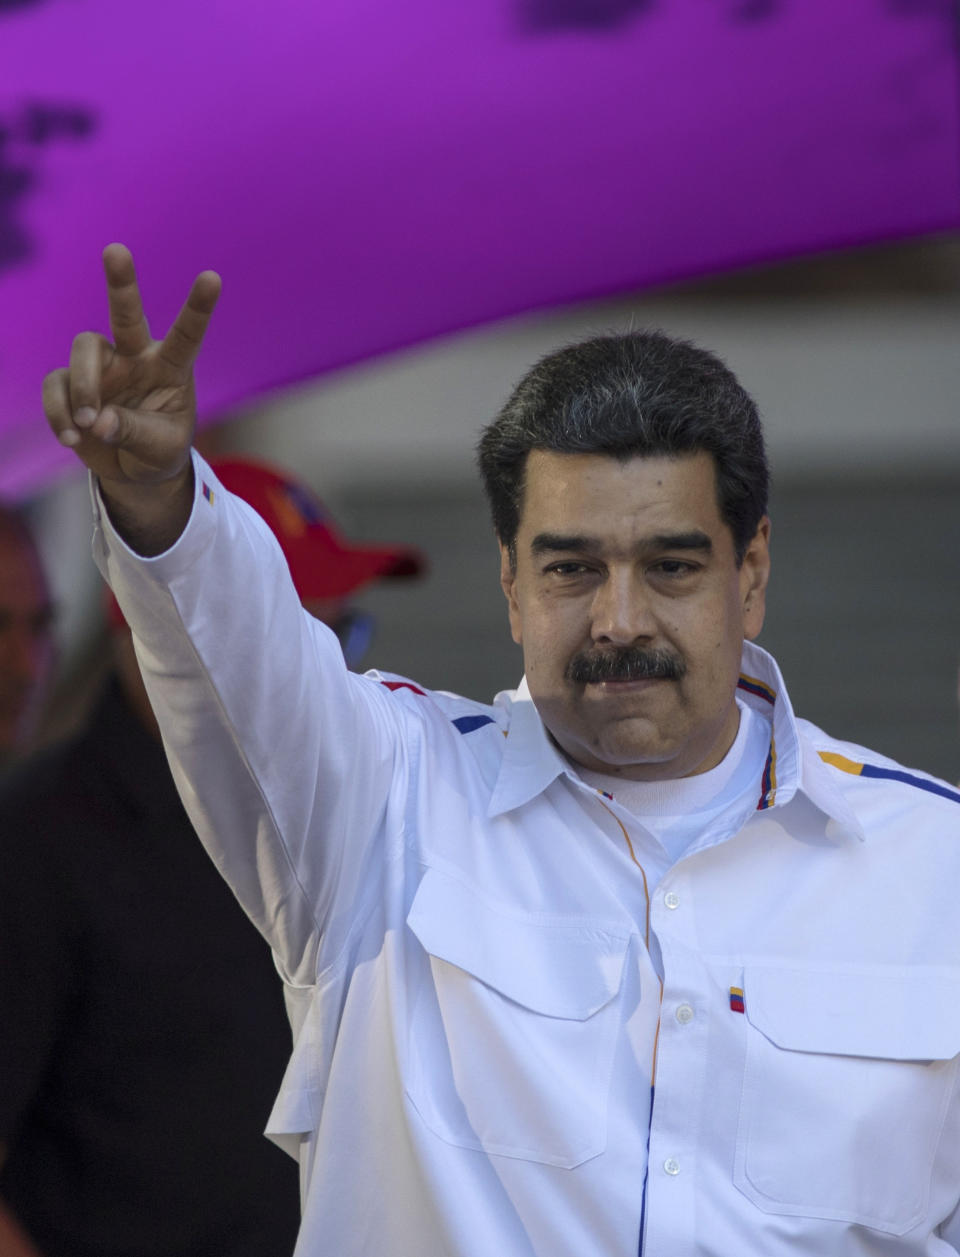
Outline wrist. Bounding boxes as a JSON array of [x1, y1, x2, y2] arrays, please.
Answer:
[[98, 459, 195, 557]]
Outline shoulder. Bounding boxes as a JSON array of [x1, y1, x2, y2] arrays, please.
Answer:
[[365, 670, 508, 737], [0, 741, 87, 910], [0, 738, 80, 823], [0, 708, 129, 861], [362, 673, 513, 784]]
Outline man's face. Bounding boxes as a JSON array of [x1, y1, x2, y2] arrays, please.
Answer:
[[500, 449, 770, 780], [0, 528, 55, 754]]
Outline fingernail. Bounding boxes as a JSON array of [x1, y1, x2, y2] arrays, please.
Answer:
[[75, 407, 98, 428], [99, 408, 119, 443], [59, 428, 81, 447]]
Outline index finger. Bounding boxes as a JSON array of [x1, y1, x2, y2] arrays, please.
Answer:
[[103, 243, 152, 356], [157, 269, 222, 371]]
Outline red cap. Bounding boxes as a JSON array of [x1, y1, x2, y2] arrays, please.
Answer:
[[106, 455, 424, 629], [210, 457, 424, 599]]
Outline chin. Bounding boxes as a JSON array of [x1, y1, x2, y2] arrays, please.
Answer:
[[595, 718, 676, 758], [590, 735, 677, 773]]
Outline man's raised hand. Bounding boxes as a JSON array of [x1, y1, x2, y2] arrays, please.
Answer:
[[43, 244, 220, 485], [42, 245, 221, 553]]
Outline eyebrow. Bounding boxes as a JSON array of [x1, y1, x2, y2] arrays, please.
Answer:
[[530, 530, 713, 556], [530, 533, 601, 555]]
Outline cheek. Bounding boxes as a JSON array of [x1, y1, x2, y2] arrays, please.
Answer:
[[521, 608, 576, 674], [33, 634, 55, 663], [673, 608, 742, 687]]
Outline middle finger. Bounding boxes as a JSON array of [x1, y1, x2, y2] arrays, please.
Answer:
[[103, 243, 152, 356]]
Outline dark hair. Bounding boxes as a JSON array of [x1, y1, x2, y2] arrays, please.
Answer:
[[477, 330, 769, 565]]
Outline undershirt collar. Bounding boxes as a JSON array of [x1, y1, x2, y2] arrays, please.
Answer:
[[572, 699, 771, 863]]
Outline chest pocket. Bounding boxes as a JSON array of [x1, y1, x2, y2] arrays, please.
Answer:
[[734, 962, 960, 1235], [405, 867, 631, 1168]]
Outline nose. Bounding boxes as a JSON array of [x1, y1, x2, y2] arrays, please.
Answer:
[[590, 568, 656, 646]]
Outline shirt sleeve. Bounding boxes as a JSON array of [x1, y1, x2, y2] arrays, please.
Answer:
[[91, 452, 408, 984], [939, 1203, 960, 1252]]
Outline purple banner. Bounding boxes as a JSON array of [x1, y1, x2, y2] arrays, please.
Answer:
[[1, 0, 958, 496]]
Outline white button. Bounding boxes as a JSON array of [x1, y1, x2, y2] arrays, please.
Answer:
[[675, 1003, 694, 1025], [664, 891, 680, 909], [664, 1158, 681, 1176]]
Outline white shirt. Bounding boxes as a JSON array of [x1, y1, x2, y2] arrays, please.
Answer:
[[93, 453, 960, 1257]]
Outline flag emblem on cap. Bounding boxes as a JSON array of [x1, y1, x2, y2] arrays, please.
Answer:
[[266, 484, 327, 539], [729, 987, 745, 1014], [284, 482, 326, 526]]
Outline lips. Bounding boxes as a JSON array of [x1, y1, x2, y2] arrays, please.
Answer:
[[591, 677, 661, 687], [584, 678, 668, 702]]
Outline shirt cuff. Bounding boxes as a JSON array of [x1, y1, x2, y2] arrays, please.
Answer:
[[90, 448, 220, 586]]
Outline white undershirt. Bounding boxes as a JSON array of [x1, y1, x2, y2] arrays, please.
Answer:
[[574, 698, 771, 867]]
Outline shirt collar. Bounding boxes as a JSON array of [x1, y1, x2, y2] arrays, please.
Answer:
[[489, 641, 865, 841], [736, 641, 865, 841], [488, 677, 569, 817]]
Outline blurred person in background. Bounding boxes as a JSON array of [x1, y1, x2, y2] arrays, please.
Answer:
[[0, 504, 55, 771], [0, 457, 422, 1257]]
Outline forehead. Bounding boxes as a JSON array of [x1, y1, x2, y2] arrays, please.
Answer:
[[518, 449, 725, 542]]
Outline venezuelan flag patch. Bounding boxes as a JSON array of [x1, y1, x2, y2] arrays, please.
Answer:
[[729, 987, 745, 1014], [201, 481, 214, 505]]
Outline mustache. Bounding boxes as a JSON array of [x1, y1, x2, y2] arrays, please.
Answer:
[[565, 646, 686, 685]]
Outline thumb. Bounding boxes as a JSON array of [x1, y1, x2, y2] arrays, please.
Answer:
[[95, 404, 193, 483]]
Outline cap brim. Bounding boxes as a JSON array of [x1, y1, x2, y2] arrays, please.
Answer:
[[288, 539, 425, 600]]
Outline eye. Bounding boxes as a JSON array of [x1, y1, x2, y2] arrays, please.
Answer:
[[651, 559, 698, 578], [544, 561, 590, 576]]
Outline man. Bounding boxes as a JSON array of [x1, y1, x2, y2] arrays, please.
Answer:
[[0, 505, 55, 767], [42, 244, 960, 1256], [0, 454, 422, 1257]]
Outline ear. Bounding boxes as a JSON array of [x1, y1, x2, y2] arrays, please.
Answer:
[[740, 517, 771, 642], [499, 543, 523, 646]]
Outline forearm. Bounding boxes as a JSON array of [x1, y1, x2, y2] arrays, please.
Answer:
[[97, 460, 194, 557]]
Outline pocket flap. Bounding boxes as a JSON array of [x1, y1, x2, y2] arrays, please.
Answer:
[[407, 867, 631, 1020], [743, 962, 960, 1060]]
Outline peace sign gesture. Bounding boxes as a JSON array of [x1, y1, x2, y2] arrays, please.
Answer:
[[42, 247, 219, 553], [42, 244, 221, 548]]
